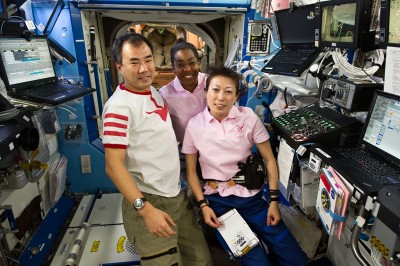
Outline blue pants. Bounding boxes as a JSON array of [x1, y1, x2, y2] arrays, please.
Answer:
[[206, 191, 308, 266]]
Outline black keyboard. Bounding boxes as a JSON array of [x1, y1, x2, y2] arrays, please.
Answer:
[[269, 48, 318, 65], [25, 83, 70, 97], [335, 147, 400, 185]]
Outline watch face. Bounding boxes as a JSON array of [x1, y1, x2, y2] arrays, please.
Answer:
[[134, 198, 144, 210]]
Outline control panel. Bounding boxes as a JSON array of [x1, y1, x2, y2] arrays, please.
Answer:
[[320, 77, 383, 111], [272, 103, 359, 148], [246, 20, 270, 55]]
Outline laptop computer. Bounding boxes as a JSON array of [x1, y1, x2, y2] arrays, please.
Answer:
[[261, 4, 320, 77], [310, 90, 400, 196], [0, 35, 95, 105]]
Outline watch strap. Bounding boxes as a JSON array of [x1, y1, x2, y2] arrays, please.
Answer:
[[197, 198, 209, 207]]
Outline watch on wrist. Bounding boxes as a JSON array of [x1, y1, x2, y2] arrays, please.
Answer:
[[133, 197, 148, 211], [197, 198, 209, 207]]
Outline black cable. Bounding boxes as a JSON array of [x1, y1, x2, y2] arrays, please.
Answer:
[[283, 87, 288, 108], [361, 67, 379, 83], [356, 51, 379, 83]]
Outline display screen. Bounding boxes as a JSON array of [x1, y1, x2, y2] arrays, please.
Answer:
[[0, 38, 55, 86], [320, 3, 357, 44], [363, 92, 400, 162], [388, 1, 400, 44]]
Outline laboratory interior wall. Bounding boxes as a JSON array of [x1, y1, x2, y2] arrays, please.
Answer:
[[26, 1, 116, 194]]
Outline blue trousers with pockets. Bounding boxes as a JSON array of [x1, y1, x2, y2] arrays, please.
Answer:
[[206, 191, 308, 266]]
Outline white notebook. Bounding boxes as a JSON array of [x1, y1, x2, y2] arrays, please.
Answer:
[[217, 208, 260, 257]]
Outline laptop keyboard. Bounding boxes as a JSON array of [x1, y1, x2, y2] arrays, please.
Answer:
[[25, 83, 70, 97], [335, 147, 400, 185], [270, 48, 318, 65]]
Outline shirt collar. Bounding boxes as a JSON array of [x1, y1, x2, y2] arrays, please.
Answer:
[[172, 73, 206, 93], [203, 105, 239, 123], [173, 77, 187, 92], [119, 82, 152, 95]]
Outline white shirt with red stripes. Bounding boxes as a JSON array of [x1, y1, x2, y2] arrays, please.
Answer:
[[102, 83, 181, 197]]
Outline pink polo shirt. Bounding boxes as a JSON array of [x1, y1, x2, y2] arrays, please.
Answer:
[[159, 73, 207, 143], [182, 105, 270, 197]]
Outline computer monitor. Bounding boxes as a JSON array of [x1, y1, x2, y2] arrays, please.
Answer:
[[315, 0, 375, 50], [379, 0, 400, 48], [0, 36, 55, 87], [361, 90, 400, 166]]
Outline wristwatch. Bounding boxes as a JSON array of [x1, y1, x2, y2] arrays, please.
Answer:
[[197, 198, 209, 207], [133, 197, 148, 211]]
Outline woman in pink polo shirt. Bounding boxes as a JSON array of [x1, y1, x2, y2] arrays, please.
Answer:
[[159, 39, 207, 144], [160, 39, 208, 180], [182, 66, 308, 266]]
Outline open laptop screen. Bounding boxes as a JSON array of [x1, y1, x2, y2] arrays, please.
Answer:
[[0, 37, 55, 87], [362, 91, 400, 164], [275, 4, 316, 45]]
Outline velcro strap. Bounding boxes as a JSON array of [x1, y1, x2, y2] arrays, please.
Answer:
[[329, 210, 348, 222]]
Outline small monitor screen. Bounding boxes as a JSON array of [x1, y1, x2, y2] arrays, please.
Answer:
[[363, 92, 400, 161], [320, 3, 357, 44], [388, 1, 400, 44], [0, 38, 55, 86]]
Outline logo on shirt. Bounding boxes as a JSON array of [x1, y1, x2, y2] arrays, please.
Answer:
[[233, 124, 245, 135], [146, 95, 168, 121]]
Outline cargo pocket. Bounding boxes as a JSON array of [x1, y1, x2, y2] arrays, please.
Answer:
[[141, 247, 178, 260], [141, 247, 179, 265]]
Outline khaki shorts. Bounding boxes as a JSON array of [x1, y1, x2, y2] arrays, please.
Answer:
[[122, 190, 212, 266]]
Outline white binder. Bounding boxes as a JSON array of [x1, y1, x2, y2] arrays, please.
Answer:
[[217, 208, 260, 257]]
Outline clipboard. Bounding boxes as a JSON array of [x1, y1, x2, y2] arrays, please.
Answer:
[[216, 209, 260, 257]]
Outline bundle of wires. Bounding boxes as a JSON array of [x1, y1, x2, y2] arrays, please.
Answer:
[[331, 48, 385, 80]]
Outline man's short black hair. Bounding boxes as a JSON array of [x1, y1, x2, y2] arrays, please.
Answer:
[[112, 32, 154, 65]]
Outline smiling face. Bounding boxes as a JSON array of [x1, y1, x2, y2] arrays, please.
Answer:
[[206, 75, 239, 122], [172, 48, 200, 92], [116, 42, 156, 92]]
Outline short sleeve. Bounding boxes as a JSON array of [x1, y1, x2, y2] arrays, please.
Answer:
[[102, 104, 130, 149], [181, 121, 198, 154]]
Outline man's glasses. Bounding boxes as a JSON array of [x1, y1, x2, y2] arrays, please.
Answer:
[[174, 60, 199, 70]]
